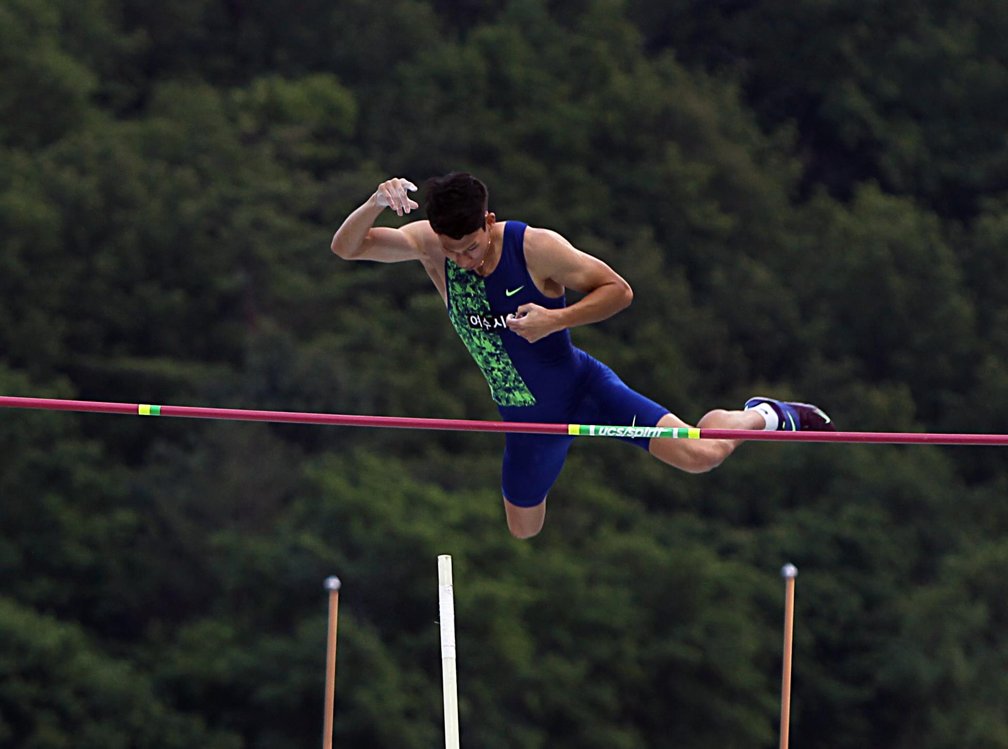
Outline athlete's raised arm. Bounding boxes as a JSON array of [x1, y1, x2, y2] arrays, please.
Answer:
[[331, 178, 429, 262]]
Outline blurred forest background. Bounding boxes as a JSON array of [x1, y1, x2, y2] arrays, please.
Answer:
[[2, 0, 1008, 746]]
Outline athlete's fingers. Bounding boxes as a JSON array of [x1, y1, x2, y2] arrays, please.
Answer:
[[397, 179, 418, 214], [375, 178, 418, 215], [506, 314, 536, 344]]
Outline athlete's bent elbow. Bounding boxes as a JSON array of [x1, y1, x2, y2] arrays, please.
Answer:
[[331, 236, 358, 259], [619, 280, 634, 309]]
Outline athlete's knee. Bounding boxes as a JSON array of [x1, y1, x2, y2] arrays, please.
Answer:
[[508, 522, 542, 540], [504, 497, 546, 539]]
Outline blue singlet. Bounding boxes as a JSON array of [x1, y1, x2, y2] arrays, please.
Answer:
[[445, 221, 670, 506]]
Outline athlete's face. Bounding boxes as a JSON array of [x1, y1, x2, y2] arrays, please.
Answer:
[[438, 213, 495, 270]]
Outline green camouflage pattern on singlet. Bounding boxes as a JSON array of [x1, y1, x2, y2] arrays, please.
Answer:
[[445, 261, 536, 406]]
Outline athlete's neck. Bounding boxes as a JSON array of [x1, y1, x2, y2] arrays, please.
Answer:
[[475, 226, 500, 277]]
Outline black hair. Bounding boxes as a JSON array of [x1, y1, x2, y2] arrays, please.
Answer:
[[423, 172, 489, 239]]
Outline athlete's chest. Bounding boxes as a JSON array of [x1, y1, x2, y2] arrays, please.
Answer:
[[444, 262, 510, 330]]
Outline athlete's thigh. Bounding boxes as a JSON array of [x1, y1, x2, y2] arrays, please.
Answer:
[[501, 433, 573, 507], [577, 357, 670, 449]]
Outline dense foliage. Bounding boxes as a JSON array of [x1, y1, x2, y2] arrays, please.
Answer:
[[2, 0, 1008, 746]]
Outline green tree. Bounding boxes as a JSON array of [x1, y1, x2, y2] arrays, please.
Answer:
[[0, 598, 240, 749], [0, 0, 97, 149]]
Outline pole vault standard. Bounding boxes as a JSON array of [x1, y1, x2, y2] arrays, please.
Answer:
[[322, 576, 341, 749], [779, 564, 798, 749], [2, 395, 1008, 445]]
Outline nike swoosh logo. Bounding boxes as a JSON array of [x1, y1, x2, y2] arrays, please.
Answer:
[[505, 286, 524, 297]]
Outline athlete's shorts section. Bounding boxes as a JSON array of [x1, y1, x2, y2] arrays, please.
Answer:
[[575, 357, 670, 450], [500, 353, 671, 507], [502, 433, 573, 507]]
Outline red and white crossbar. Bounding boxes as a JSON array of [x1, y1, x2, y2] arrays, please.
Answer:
[[1, 395, 1005, 445]]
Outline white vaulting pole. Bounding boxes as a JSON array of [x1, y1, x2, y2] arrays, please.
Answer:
[[438, 555, 461, 749]]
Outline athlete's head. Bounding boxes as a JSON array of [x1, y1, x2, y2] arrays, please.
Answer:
[[424, 172, 489, 239]]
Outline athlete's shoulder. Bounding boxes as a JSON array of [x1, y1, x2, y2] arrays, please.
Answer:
[[520, 225, 578, 258], [401, 220, 443, 257], [402, 218, 436, 239]]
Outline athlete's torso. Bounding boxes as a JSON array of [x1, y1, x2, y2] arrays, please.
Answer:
[[443, 221, 588, 412]]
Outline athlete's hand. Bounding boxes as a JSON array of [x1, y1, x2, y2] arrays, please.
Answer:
[[374, 178, 419, 216], [506, 304, 559, 343]]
